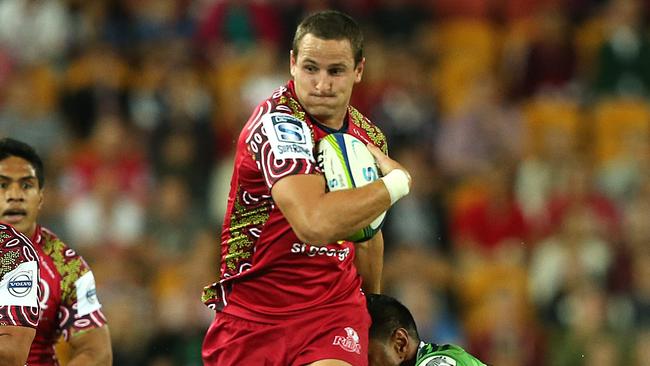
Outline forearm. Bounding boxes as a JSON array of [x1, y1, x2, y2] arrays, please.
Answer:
[[0, 328, 34, 366], [0, 348, 27, 366], [309, 181, 390, 243], [273, 173, 404, 245], [354, 231, 384, 293], [67, 352, 111, 366]]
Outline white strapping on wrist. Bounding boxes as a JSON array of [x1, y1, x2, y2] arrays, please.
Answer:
[[380, 169, 410, 205]]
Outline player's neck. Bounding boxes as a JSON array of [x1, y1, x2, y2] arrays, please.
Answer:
[[312, 109, 348, 131]]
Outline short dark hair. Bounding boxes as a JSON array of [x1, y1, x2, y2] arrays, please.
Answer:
[[366, 293, 420, 342], [0, 138, 45, 188], [292, 10, 364, 65]]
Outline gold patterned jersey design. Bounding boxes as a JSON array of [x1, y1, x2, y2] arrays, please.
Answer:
[[40, 233, 86, 305], [278, 94, 307, 123], [348, 106, 388, 154], [0, 231, 11, 243], [0, 250, 20, 277], [224, 189, 271, 272]]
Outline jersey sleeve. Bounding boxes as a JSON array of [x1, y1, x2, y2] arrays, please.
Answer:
[[247, 112, 318, 188], [0, 225, 40, 328], [58, 257, 107, 340]]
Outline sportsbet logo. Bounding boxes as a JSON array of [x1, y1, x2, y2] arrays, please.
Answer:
[[8, 271, 33, 297]]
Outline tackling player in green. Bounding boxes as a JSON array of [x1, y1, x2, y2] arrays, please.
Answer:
[[366, 293, 487, 366]]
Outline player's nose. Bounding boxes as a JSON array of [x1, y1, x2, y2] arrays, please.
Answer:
[[6, 183, 25, 201], [315, 71, 332, 92]]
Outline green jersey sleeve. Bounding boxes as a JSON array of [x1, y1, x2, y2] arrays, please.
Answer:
[[415, 343, 487, 366]]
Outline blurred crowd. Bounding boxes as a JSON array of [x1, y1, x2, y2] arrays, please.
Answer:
[[1, 0, 650, 365]]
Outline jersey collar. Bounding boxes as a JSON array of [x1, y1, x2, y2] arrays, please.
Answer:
[[30, 224, 43, 247]]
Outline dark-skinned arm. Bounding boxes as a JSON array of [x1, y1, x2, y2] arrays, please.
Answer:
[[0, 326, 35, 366], [66, 326, 112, 366], [354, 230, 384, 293]]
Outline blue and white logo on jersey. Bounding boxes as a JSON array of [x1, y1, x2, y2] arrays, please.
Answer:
[[75, 271, 102, 316], [272, 116, 306, 143], [0, 260, 38, 307], [263, 113, 314, 161], [8, 272, 33, 297]]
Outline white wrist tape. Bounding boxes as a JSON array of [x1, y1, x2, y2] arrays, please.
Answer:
[[380, 169, 410, 205]]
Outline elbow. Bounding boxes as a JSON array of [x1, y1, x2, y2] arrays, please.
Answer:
[[292, 219, 337, 246], [293, 226, 329, 246]]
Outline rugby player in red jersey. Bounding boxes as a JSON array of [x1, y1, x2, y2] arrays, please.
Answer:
[[202, 10, 412, 366], [0, 138, 112, 366], [0, 221, 39, 366]]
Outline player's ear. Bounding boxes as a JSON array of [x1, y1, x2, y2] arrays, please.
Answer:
[[391, 328, 411, 361], [290, 50, 297, 77], [38, 188, 44, 210], [354, 57, 365, 83]]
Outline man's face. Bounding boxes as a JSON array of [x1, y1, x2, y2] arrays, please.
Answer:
[[290, 33, 364, 127], [368, 328, 418, 366], [0, 156, 43, 236], [369, 339, 404, 366]]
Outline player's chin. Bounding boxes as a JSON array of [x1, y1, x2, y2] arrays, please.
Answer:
[[305, 103, 338, 118]]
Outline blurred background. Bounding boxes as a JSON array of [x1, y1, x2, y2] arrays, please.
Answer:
[[1, 0, 650, 365]]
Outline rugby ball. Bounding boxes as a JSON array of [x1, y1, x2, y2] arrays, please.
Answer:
[[317, 133, 386, 242]]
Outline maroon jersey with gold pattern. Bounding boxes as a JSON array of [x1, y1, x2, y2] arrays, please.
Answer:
[[202, 80, 387, 322], [0, 223, 39, 328], [28, 225, 107, 366]]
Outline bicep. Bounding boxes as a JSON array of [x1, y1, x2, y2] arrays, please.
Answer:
[[271, 174, 326, 236], [68, 325, 110, 348], [68, 326, 112, 364]]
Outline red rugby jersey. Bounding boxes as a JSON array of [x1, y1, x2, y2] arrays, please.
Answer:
[[202, 80, 387, 321], [0, 223, 39, 328], [28, 225, 107, 366]]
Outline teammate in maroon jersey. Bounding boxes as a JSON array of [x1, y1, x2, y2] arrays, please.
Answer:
[[0, 221, 39, 366], [0, 138, 112, 366], [202, 10, 412, 366]]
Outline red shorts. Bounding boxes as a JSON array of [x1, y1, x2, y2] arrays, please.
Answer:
[[202, 307, 370, 366]]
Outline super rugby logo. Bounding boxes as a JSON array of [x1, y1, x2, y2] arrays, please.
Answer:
[[333, 327, 361, 354], [8, 271, 34, 297], [264, 113, 314, 161], [272, 115, 306, 143]]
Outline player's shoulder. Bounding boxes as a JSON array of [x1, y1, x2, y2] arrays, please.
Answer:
[[0, 223, 36, 254], [417, 343, 486, 366], [38, 226, 90, 268], [0, 223, 38, 278], [39, 226, 71, 252], [347, 106, 388, 154], [0, 223, 33, 248], [241, 84, 307, 137]]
